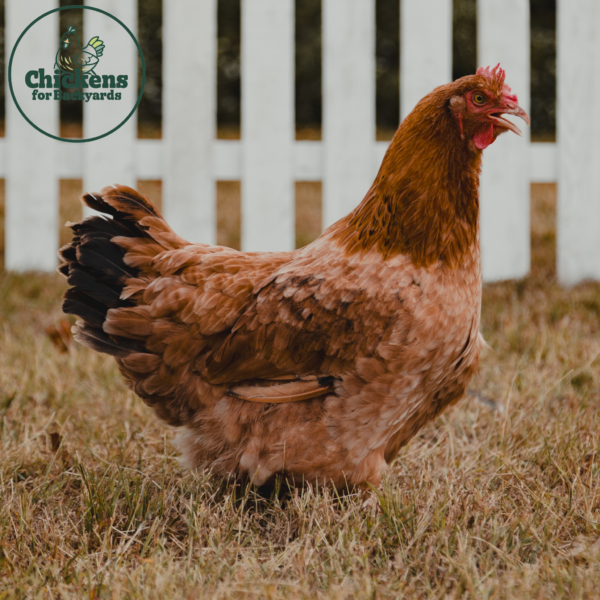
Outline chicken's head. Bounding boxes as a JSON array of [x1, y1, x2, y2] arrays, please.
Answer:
[[59, 26, 80, 51], [449, 64, 529, 150]]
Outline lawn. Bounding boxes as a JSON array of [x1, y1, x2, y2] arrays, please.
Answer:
[[1, 183, 600, 598]]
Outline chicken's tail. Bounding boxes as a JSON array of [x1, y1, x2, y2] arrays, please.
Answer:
[[58, 185, 185, 358]]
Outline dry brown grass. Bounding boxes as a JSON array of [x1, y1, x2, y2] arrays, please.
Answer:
[[1, 183, 600, 598]]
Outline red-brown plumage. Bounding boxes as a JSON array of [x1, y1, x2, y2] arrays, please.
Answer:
[[331, 66, 527, 268], [59, 68, 528, 488]]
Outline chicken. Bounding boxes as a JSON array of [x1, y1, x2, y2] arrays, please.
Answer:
[[59, 65, 528, 488], [55, 26, 105, 75]]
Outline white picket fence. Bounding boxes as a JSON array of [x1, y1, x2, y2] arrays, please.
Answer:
[[3, 0, 599, 285]]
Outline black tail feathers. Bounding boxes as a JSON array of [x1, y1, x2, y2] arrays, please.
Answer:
[[58, 186, 156, 357]]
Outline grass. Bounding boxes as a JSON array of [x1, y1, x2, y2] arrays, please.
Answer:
[[1, 183, 600, 598]]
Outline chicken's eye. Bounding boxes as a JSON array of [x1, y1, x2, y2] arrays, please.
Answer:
[[473, 93, 487, 106]]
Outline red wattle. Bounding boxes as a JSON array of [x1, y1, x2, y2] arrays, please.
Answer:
[[474, 124, 495, 150]]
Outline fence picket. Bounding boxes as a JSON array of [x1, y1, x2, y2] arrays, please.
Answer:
[[83, 0, 137, 214], [557, 0, 600, 284], [477, 0, 531, 282], [241, 0, 295, 251], [163, 0, 216, 244], [322, 0, 375, 228], [5, 0, 59, 271], [400, 0, 452, 120]]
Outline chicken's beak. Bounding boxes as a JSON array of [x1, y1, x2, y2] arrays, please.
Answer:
[[489, 105, 530, 137]]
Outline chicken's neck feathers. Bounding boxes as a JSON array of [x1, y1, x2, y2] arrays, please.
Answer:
[[328, 90, 482, 270]]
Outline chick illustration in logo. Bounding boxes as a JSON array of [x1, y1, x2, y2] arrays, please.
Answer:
[[55, 26, 105, 75]]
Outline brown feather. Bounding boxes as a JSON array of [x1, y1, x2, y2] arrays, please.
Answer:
[[227, 380, 332, 403]]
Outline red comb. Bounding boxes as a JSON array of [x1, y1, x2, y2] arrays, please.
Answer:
[[476, 63, 518, 103], [476, 63, 506, 86]]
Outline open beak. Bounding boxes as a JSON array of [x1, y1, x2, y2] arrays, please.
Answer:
[[489, 105, 530, 137]]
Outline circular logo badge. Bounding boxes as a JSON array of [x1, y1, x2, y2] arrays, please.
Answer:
[[8, 5, 146, 143]]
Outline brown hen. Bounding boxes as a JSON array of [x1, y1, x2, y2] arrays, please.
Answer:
[[59, 66, 528, 488]]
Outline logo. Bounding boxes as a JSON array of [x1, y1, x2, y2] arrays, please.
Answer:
[[26, 25, 128, 104], [9, 6, 146, 143]]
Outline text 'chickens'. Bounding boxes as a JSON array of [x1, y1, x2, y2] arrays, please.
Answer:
[[25, 69, 128, 102]]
